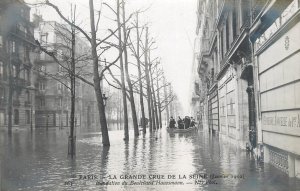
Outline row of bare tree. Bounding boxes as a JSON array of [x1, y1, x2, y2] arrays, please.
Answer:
[[29, 0, 175, 155]]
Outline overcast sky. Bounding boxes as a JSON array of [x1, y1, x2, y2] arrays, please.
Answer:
[[26, 0, 197, 114]]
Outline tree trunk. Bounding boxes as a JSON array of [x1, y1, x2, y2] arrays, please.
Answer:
[[89, 0, 110, 146], [169, 85, 174, 118], [163, 76, 170, 124], [122, 1, 139, 137], [156, 67, 162, 129], [117, 0, 129, 140], [150, 66, 158, 130], [68, 8, 76, 156], [144, 27, 153, 131], [136, 13, 146, 134]]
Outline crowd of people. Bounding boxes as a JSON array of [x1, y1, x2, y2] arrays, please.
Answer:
[[168, 116, 196, 129]]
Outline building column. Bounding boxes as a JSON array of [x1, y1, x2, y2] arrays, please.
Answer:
[[264, 144, 270, 163], [288, 154, 295, 178]]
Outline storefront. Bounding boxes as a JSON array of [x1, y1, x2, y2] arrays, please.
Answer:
[[218, 66, 237, 139], [208, 84, 219, 133]]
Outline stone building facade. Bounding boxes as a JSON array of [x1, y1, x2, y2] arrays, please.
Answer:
[[0, 0, 38, 130], [194, 0, 300, 178], [33, 19, 99, 129], [250, 0, 300, 178]]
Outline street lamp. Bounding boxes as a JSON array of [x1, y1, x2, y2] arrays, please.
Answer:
[[102, 93, 108, 107]]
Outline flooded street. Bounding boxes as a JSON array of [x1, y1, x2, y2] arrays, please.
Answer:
[[1, 127, 299, 191]]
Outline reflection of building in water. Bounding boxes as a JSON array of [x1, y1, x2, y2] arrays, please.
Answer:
[[193, 0, 300, 178]]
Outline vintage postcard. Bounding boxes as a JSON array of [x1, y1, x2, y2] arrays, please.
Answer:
[[0, 0, 300, 190]]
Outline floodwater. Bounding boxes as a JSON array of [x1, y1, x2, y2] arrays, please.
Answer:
[[0, 126, 299, 191]]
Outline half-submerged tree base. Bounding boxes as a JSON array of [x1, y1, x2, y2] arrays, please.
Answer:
[[68, 136, 76, 157]]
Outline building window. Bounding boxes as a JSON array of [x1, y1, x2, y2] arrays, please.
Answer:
[[0, 111, 4, 125], [39, 82, 45, 90], [227, 97, 235, 115], [0, 87, 5, 104], [0, 35, 3, 48], [40, 98, 45, 107], [0, 61, 3, 78], [14, 109, 19, 125], [0, 87, 4, 98], [226, 18, 230, 51], [25, 110, 30, 124], [25, 69, 30, 82], [41, 34, 48, 45], [11, 41, 16, 53], [57, 83, 62, 94], [26, 91, 30, 102], [12, 65, 17, 77], [13, 91, 18, 101], [232, 4, 237, 38]]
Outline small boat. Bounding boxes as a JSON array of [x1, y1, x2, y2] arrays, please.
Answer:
[[167, 126, 197, 133]]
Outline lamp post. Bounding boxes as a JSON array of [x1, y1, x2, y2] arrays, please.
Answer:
[[102, 93, 108, 132]]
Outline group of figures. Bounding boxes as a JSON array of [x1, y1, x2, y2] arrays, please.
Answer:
[[168, 116, 196, 129]]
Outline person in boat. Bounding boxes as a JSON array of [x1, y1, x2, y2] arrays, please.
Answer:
[[177, 117, 184, 129], [139, 117, 149, 127], [184, 116, 191, 129], [169, 117, 176, 129], [190, 117, 196, 128]]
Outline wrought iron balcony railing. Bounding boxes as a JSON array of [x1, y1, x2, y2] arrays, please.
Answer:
[[251, 0, 268, 21], [24, 101, 31, 107], [13, 100, 20, 107]]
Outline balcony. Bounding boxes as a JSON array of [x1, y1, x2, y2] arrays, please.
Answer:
[[201, 38, 210, 54], [240, 14, 251, 31], [11, 53, 21, 63], [11, 28, 35, 43], [219, 54, 228, 70], [251, 0, 268, 21], [38, 53, 54, 62], [36, 90, 46, 97], [24, 101, 31, 107], [13, 100, 20, 107], [0, 98, 6, 108], [12, 77, 27, 87]]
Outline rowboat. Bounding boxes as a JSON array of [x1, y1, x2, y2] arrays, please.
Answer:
[[167, 126, 197, 133]]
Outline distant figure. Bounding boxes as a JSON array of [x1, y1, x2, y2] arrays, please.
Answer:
[[177, 117, 184, 129], [169, 117, 176, 128], [184, 116, 191, 129], [140, 117, 149, 127], [190, 117, 196, 127]]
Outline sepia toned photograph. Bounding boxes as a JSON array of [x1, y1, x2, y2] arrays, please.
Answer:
[[0, 0, 300, 190]]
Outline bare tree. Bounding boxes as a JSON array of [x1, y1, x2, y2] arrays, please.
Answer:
[[116, 0, 129, 140], [38, 0, 134, 146], [121, 1, 139, 137]]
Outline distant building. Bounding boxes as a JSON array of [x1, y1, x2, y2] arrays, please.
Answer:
[[33, 18, 99, 129], [0, 0, 38, 130], [190, 37, 201, 122], [194, 0, 300, 178]]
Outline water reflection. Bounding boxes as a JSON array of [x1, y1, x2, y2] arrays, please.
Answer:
[[0, 127, 300, 191]]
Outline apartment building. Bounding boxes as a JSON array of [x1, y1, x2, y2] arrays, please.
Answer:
[[0, 0, 38, 130], [194, 0, 300, 178]]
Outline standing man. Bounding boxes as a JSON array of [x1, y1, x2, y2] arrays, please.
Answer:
[[169, 117, 176, 128]]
